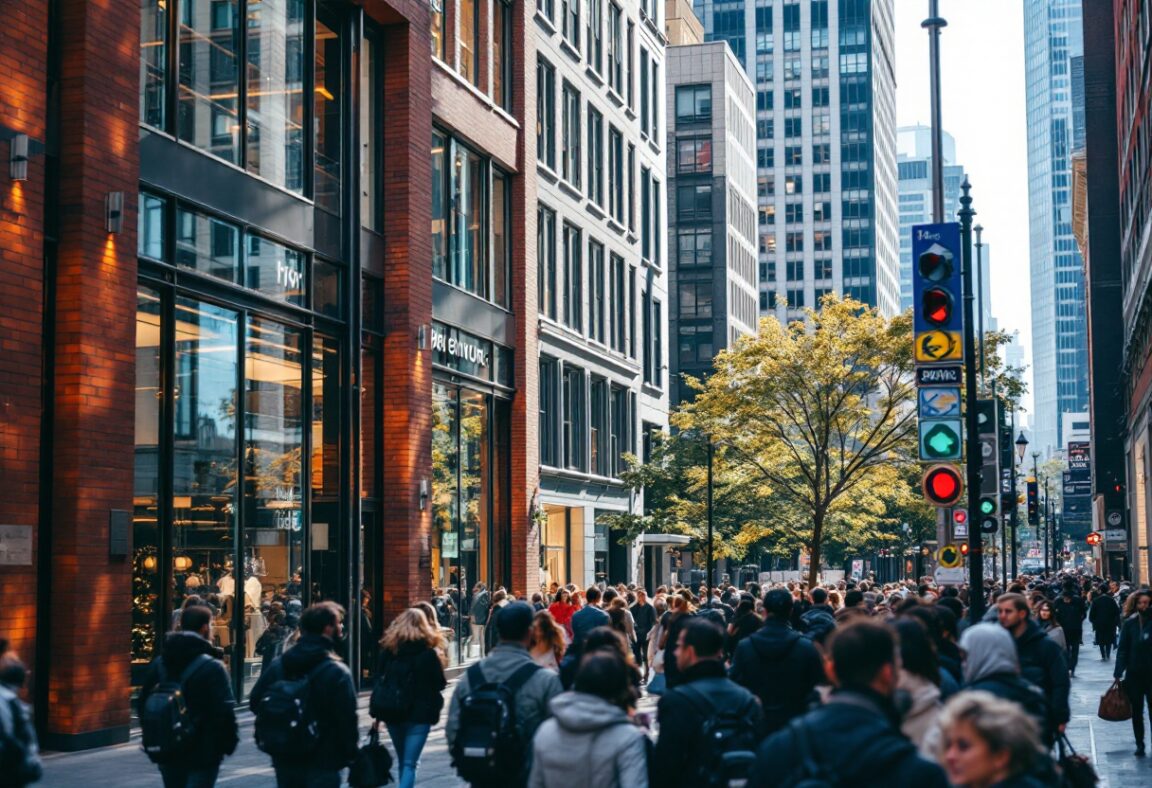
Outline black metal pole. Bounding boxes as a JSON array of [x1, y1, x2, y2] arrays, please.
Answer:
[[959, 181, 983, 622], [1010, 410, 1019, 579], [922, 0, 948, 222], [706, 437, 714, 603], [1043, 481, 1050, 576], [975, 225, 986, 388]]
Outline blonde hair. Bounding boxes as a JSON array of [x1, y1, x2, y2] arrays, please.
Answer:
[[380, 608, 447, 666], [935, 691, 1044, 777]]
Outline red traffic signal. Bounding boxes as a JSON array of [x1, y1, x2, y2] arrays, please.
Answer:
[[953, 510, 967, 525], [959, 543, 970, 556], [1086, 532, 1103, 546], [923, 464, 964, 506], [921, 287, 954, 327]]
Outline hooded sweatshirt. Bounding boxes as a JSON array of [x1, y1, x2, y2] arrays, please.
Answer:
[[957, 623, 1049, 739], [528, 692, 648, 788]]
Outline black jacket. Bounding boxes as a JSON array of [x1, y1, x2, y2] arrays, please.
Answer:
[[1115, 612, 1152, 683], [729, 619, 824, 734], [1013, 621, 1070, 726], [631, 602, 657, 635], [748, 689, 948, 788], [653, 660, 765, 788], [375, 641, 447, 725], [139, 632, 239, 766], [1088, 595, 1121, 644], [965, 673, 1049, 740], [1054, 595, 1086, 643], [249, 633, 359, 769]]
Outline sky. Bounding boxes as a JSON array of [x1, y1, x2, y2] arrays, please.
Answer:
[[893, 0, 1034, 415]]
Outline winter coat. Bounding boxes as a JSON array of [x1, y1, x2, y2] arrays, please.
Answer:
[[897, 670, 941, 748], [528, 692, 648, 788], [798, 604, 837, 644], [728, 619, 824, 735], [1040, 620, 1067, 651], [1054, 595, 1086, 644], [1089, 595, 1121, 646], [726, 612, 762, 658], [549, 601, 579, 637], [1115, 612, 1152, 684], [748, 689, 948, 788], [630, 602, 657, 636], [446, 643, 564, 756], [1013, 620, 1071, 727], [375, 640, 447, 725], [139, 631, 239, 767], [249, 633, 359, 769], [653, 660, 764, 788]]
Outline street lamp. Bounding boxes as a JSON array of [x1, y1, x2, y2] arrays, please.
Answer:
[[1015, 432, 1029, 462]]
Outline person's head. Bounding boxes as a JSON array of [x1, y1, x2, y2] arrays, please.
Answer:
[[675, 618, 725, 671], [825, 619, 898, 695], [602, 587, 619, 605], [936, 596, 964, 625], [585, 586, 602, 606], [607, 605, 629, 635], [958, 622, 1020, 685], [0, 646, 28, 689], [381, 608, 443, 657], [532, 610, 567, 656], [996, 593, 1031, 636], [495, 601, 535, 645], [734, 598, 756, 619], [413, 601, 438, 628], [492, 589, 508, 605], [669, 594, 691, 614], [892, 618, 939, 686], [1036, 600, 1056, 622], [844, 589, 865, 609], [531, 592, 543, 605], [180, 604, 214, 639], [300, 601, 345, 641], [555, 588, 571, 605], [1134, 590, 1152, 616], [636, 589, 648, 604], [810, 587, 828, 606], [575, 649, 635, 712], [936, 691, 1043, 787], [763, 588, 794, 621]]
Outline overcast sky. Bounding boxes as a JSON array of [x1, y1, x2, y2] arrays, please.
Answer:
[[894, 0, 1034, 414]]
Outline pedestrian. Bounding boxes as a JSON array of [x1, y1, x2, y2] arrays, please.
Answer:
[[647, 596, 669, 695], [138, 605, 238, 788], [469, 583, 490, 658], [933, 691, 1048, 788], [630, 589, 657, 680], [652, 619, 764, 788], [996, 593, 1070, 742], [372, 609, 448, 788], [957, 623, 1048, 743], [559, 627, 641, 699], [250, 601, 359, 788], [1114, 589, 1152, 757], [1089, 587, 1121, 661], [530, 610, 567, 670], [659, 594, 696, 688], [528, 650, 649, 788], [893, 618, 942, 751], [0, 642, 42, 788], [447, 602, 563, 787], [570, 586, 610, 648], [729, 588, 823, 735], [548, 588, 578, 642], [1054, 583, 1085, 676], [748, 619, 948, 787], [798, 587, 836, 645], [726, 597, 761, 658], [485, 589, 510, 653], [1035, 600, 1067, 651]]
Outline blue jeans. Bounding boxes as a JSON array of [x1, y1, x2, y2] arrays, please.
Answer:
[[386, 722, 431, 788], [158, 763, 220, 788]]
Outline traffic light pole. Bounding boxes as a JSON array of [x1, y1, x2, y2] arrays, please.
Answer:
[[959, 181, 984, 623], [1010, 408, 1019, 579]]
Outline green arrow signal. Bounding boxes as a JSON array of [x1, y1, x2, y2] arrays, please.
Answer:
[[924, 425, 959, 457]]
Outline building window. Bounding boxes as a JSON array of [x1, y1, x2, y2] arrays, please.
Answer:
[[627, 143, 637, 231], [140, 0, 168, 129], [590, 378, 609, 475], [641, 167, 652, 260], [494, 0, 513, 110], [563, 223, 583, 332], [678, 325, 713, 364], [313, 10, 343, 213], [651, 301, 662, 387], [540, 356, 559, 465], [677, 138, 713, 174], [588, 108, 605, 206], [562, 82, 581, 187], [587, 0, 603, 73], [649, 59, 660, 140], [610, 384, 631, 475], [787, 289, 805, 308], [432, 0, 445, 58], [608, 3, 624, 94], [608, 126, 624, 223], [537, 59, 556, 170], [459, 0, 481, 86], [590, 240, 606, 343], [561, 0, 580, 49], [679, 281, 713, 319], [678, 228, 712, 267], [177, 0, 241, 164], [562, 366, 586, 471], [609, 253, 626, 352], [626, 21, 635, 107], [786, 259, 804, 280], [537, 0, 554, 21], [677, 183, 712, 222], [652, 179, 662, 267], [640, 48, 650, 136], [676, 84, 712, 124], [643, 292, 662, 386], [538, 205, 558, 319]]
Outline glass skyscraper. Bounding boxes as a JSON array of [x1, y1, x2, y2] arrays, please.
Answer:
[[695, 0, 899, 319], [1023, 0, 1088, 457]]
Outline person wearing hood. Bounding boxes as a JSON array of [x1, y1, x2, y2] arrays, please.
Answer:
[[749, 620, 948, 788], [955, 623, 1048, 742], [528, 650, 649, 788], [0, 641, 42, 787], [729, 589, 823, 735], [996, 593, 1070, 742], [139, 605, 238, 787], [249, 601, 359, 788], [892, 618, 942, 751]]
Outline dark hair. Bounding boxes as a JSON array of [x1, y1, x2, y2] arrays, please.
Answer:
[[844, 590, 865, 608], [575, 649, 634, 711], [892, 618, 939, 686], [735, 598, 756, 618], [180, 604, 213, 634], [300, 601, 345, 635], [580, 626, 631, 660], [679, 618, 725, 658], [827, 619, 897, 689], [763, 588, 794, 619], [607, 606, 629, 635], [602, 587, 619, 604], [810, 588, 828, 605], [495, 602, 535, 641], [936, 597, 964, 624], [997, 592, 1030, 614], [585, 586, 602, 604]]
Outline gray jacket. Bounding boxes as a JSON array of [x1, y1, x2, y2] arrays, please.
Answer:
[[528, 692, 649, 788], [446, 643, 563, 753]]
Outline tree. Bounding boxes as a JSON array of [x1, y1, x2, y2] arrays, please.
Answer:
[[677, 295, 918, 587]]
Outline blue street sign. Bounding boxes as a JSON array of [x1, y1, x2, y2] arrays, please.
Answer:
[[918, 388, 961, 419]]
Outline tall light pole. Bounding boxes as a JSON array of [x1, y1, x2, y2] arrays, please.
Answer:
[[959, 180, 983, 622], [706, 436, 714, 603], [1032, 451, 1042, 573], [923, 1, 948, 221], [1014, 429, 1028, 578], [975, 225, 986, 387]]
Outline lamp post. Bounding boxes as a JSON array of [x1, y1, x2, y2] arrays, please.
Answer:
[[1032, 451, 1042, 574], [975, 225, 986, 388], [1013, 429, 1028, 578], [706, 435, 714, 604], [922, 0, 948, 222], [959, 181, 984, 623]]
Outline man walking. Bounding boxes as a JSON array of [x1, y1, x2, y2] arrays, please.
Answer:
[[652, 619, 764, 788], [250, 602, 359, 788], [1055, 581, 1086, 676], [469, 583, 490, 658], [630, 589, 657, 681], [139, 605, 238, 788], [997, 592, 1071, 741], [569, 586, 610, 648], [1115, 589, 1152, 756]]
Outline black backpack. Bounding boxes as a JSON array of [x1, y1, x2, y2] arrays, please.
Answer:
[[139, 654, 213, 763], [450, 661, 540, 785], [0, 692, 42, 784], [370, 654, 416, 723], [253, 659, 333, 758], [780, 719, 838, 788], [680, 684, 761, 788]]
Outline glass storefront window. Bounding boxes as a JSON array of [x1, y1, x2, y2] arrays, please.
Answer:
[[140, 0, 167, 129], [245, 234, 306, 306], [315, 10, 343, 214], [178, 0, 241, 163], [432, 132, 448, 281], [139, 193, 166, 260], [176, 205, 241, 284], [246, 0, 306, 192]]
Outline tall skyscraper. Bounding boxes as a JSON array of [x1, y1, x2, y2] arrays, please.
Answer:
[[696, 0, 899, 319], [1023, 0, 1088, 457]]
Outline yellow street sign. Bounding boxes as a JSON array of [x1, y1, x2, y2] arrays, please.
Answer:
[[936, 544, 963, 568], [915, 330, 963, 362]]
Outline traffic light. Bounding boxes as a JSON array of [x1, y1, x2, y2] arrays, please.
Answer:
[[979, 496, 998, 534], [923, 464, 964, 506], [953, 510, 968, 526], [1026, 479, 1039, 525], [959, 542, 970, 557], [921, 287, 954, 327], [912, 224, 964, 360]]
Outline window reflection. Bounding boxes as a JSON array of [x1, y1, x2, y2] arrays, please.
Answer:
[[315, 11, 342, 214], [140, 0, 167, 128], [133, 288, 164, 672], [246, 0, 306, 191], [178, 0, 241, 162]]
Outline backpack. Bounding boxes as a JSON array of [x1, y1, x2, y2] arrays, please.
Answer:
[[680, 684, 761, 788], [781, 719, 838, 788], [139, 654, 213, 763], [370, 653, 416, 723], [253, 659, 333, 758], [450, 661, 540, 784], [0, 690, 42, 784], [799, 609, 836, 644]]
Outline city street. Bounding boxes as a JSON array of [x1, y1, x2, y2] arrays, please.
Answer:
[[38, 649, 1151, 787]]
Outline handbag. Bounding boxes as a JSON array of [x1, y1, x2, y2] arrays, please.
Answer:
[[1057, 734, 1098, 788], [348, 724, 393, 787], [646, 672, 667, 696], [1097, 679, 1133, 722]]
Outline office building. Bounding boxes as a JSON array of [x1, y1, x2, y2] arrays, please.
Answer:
[[666, 40, 759, 407], [1023, 0, 1089, 457], [696, 0, 900, 319]]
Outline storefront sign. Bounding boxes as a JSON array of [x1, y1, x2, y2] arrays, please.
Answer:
[[432, 324, 489, 368], [0, 525, 32, 566]]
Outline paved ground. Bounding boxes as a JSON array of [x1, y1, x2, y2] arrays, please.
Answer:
[[38, 645, 1152, 786]]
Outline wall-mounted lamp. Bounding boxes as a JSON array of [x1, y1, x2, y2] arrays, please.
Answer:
[[419, 478, 429, 510], [417, 324, 429, 350], [9, 134, 28, 181], [106, 191, 124, 234]]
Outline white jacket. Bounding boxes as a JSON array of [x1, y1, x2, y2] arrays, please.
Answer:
[[529, 692, 649, 788]]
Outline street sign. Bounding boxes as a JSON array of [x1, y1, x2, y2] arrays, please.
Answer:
[[915, 330, 963, 362], [920, 420, 964, 461], [918, 388, 961, 419], [937, 544, 963, 568], [934, 567, 967, 586], [1105, 528, 1125, 541], [916, 366, 962, 386]]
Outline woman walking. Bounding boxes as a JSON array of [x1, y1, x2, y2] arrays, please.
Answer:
[[1089, 587, 1121, 661], [531, 610, 567, 670], [548, 588, 579, 642], [374, 608, 448, 788], [1035, 601, 1066, 651]]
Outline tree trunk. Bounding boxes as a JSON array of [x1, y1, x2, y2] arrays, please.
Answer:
[[806, 513, 824, 588]]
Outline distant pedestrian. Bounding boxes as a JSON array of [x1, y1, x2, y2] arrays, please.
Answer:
[[934, 691, 1047, 788], [547, 588, 578, 642], [1035, 600, 1067, 651], [138, 606, 238, 788], [630, 590, 657, 680], [1089, 587, 1121, 661], [530, 610, 567, 671], [570, 586, 610, 648], [797, 587, 836, 645], [0, 641, 42, 788], [1114, 589, 1152, 757], [658, 594, 696, 688], [469, 583, 491, 658], [1054, 583, 1085, 675]]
